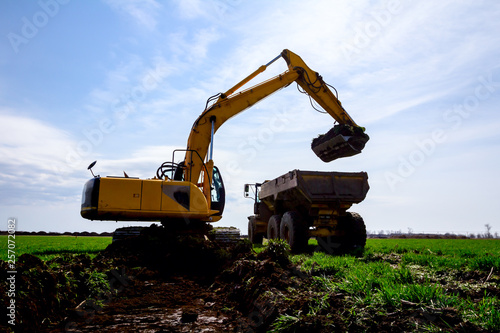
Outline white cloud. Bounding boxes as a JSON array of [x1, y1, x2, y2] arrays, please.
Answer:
[[92, 145, 180, 179], [164, 27, 222, 67], [0, 111, 86, 206], [103, 0, 161, 30], [173, 0, 206, 20], [0, 112, 73, 170]]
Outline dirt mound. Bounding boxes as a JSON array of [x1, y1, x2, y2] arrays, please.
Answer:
[[100, 226, 250, 280], [0, 253, 113, 332], [65, 226, 256, 332], [0, 225, 254, 332], [63, 232, 329, 332], [211, 241, 346, 332]]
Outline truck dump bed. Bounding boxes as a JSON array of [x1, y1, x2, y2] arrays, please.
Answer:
[[259, 170, 369, 211]]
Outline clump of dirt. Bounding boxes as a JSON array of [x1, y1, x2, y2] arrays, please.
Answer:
[[216, 252, 362, 331], [311, 124, 369, 162], [212, 240, 345, 332], [312, 124, 368, 147]]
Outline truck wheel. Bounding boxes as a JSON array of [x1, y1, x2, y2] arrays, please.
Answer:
[[248, 217, 263, 244], [280, 211, 308, 252], [317, 213, 366, 253], [347, 212, 367, 250], [267, 215, 281, 240], [334, 212, 366, 253]]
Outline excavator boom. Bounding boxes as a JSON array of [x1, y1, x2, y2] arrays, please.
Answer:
[[184, 49, 369, 182]]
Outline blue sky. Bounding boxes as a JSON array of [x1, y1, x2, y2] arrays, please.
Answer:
[[1, 0, 499, 235]]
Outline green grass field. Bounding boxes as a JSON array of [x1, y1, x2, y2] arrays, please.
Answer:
[[286, 238, 500, 331], [366, 238, 500, 271], [4, 236, 497, 270], [1, 236, 498, 330], [253, 238, 500, 331], [0, 235, 112, 261]]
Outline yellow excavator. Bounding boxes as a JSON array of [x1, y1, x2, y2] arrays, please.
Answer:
[[80, 49, 369, 230]]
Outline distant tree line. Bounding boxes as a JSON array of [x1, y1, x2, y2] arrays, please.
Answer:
[[368, 224, 498, 239]]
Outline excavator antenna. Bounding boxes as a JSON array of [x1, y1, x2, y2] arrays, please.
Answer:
[[87, 160, 97, 177]]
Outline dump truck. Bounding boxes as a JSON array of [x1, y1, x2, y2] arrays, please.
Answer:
[[245, 170, 369, 252], [81, 49, 369, 233]]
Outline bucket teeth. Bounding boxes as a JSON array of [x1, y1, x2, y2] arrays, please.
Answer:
[[311, 125, 369, 162]]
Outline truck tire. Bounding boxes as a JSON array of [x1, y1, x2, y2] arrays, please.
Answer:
[[267, 215, 281, 240], [280, 211, 308, 252], [248, 217, 264, 244], [317, 212, 366, 253], [347, 212, 367, 250]]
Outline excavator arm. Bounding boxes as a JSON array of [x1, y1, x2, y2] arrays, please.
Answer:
[[184, 49, 369, 183], [281, 49, 357, 126]]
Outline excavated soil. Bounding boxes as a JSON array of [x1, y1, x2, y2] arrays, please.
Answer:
[[0, 226, 493, 332]]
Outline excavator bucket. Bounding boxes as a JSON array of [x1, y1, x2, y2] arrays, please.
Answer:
[[311, 124, 369, 162]]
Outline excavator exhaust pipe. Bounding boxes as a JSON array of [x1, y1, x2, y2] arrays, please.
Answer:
[[311, 124, 369, 162]]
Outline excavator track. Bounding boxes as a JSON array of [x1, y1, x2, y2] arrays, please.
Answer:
[[210, 227, 241, 245]]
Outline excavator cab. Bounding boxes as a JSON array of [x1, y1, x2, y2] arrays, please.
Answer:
[[210, 166, 225, 216]]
